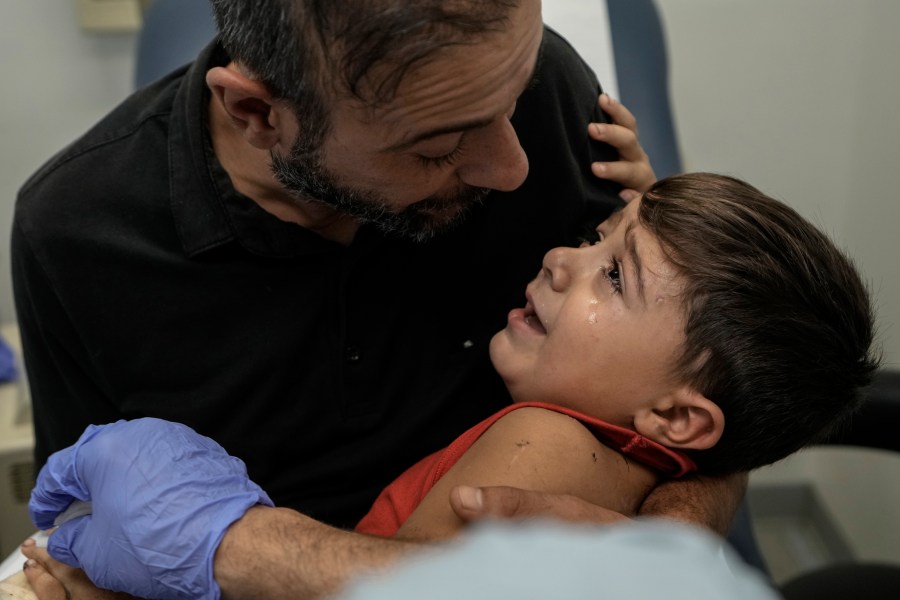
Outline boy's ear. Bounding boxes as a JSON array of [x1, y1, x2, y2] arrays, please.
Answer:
[[634, 387, 724, 451], [206, 66, 284, 150]]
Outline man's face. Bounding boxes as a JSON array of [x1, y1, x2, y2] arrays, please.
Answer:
[[489, 198, 689, 426], [271, 0, 544, 241]]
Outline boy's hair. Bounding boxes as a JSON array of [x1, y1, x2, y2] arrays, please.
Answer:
[[639, 173, 880, 473], [210, 0, 519, 149]]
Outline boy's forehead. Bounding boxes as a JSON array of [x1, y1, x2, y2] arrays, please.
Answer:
[[605, 197, 640, 228]]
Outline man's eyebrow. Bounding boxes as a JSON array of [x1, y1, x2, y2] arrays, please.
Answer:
[[385, 117, 495, 153], [385, 40, 544, 154], [624, 221, 646, 304]]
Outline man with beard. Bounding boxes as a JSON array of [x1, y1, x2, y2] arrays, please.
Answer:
[[12, 1, 745, 598]]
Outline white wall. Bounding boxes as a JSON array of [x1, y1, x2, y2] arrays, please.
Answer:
[[0, 1, 136, 323], [656, 0, 900, 369], [655, 0, 900, 563]]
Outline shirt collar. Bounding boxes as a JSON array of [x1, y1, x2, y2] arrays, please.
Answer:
[[168, 40, 342, 258]]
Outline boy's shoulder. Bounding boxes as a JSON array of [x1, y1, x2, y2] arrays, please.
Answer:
[[465, 405, 659, 511]]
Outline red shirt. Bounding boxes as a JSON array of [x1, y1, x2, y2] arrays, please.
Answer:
[[356, 402, 697, 537]]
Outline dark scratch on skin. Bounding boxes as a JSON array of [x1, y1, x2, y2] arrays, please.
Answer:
[[592, 452, 598, 462], [516, 440, 531, 448]]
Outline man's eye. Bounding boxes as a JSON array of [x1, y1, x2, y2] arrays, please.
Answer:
[[417, 146, 465, 169]]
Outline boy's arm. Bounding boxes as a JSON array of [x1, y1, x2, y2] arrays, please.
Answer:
[[394, 407, 657, 542]]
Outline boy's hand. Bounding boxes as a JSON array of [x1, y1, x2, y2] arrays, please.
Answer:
[[590, 94, 657, 201]]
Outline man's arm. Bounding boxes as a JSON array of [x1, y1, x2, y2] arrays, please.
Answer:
[[18, 506, 416, 600], [214, 507, 415, 600], [638, 472, 749, 536], [29, 419, 419, 600]]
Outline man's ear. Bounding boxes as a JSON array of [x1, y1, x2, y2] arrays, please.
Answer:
[[634, 387, 724, 451], [206, 66, 283, 150]]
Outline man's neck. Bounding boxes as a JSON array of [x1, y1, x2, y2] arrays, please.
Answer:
[[207, 95, 362, 245]]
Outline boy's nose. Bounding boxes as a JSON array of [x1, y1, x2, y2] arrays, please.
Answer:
[[542, 246, 580, 291]]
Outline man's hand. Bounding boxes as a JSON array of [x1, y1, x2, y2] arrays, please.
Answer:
[[449, 485, 631, 526], [589, 94, 657, 201], [29, 419, 273, 600]]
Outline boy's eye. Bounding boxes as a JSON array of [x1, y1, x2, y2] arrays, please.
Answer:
[[606, 262, 622, 294], [578, 226, 604, 246]]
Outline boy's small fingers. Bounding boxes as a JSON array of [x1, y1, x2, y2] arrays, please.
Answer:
[[619, 188, 642, 203], [598, 93, 637, 130], [591, 161, 634, 183], [588, 124, 642, 160], [24, 559, 71, 600]]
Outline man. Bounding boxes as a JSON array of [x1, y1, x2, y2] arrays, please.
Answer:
[[13, 0, 744, 598]]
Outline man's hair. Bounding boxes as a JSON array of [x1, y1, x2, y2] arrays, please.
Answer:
[[639, 173, 880, 473], [209, 0, 519, 148]]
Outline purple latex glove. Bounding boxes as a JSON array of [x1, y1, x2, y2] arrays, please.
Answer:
[[29, 418, 273, 600]]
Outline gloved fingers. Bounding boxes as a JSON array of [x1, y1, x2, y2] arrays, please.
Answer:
[[29, 444, 91, 529], [46, 515, 90, 569]]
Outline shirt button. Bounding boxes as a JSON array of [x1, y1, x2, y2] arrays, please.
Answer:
[[345, 346, 361, 363]]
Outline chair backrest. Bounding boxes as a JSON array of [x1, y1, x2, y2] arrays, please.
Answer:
[[606, 0, 683, 178], [134, 0, 217, 89]]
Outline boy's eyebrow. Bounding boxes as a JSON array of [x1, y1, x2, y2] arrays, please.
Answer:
[[605, 205, 625, 228], [624, 221, 646, 305]]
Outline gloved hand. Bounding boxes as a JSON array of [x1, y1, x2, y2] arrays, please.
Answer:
[[29, 418, 274, 600]]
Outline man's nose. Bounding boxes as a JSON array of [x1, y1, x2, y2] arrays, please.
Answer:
[[456, 117, 529, 192]]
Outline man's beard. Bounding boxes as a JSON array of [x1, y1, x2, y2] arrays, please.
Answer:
[[270, 143, 490, 242]]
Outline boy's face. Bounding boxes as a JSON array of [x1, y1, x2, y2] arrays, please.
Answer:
[[489, 198, 688, 426]]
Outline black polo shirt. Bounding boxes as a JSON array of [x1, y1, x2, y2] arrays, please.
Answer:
[[12, 28, 622, 528]]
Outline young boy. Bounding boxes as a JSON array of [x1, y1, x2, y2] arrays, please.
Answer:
[[356, 172, 879, 540]]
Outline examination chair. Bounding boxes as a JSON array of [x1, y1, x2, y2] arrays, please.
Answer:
[[776, 369, 900, 598], [134, 0, 216, 89]]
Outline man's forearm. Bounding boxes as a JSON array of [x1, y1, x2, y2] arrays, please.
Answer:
[[638, 472, 748, 536], [215, 506, 417, 600]]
